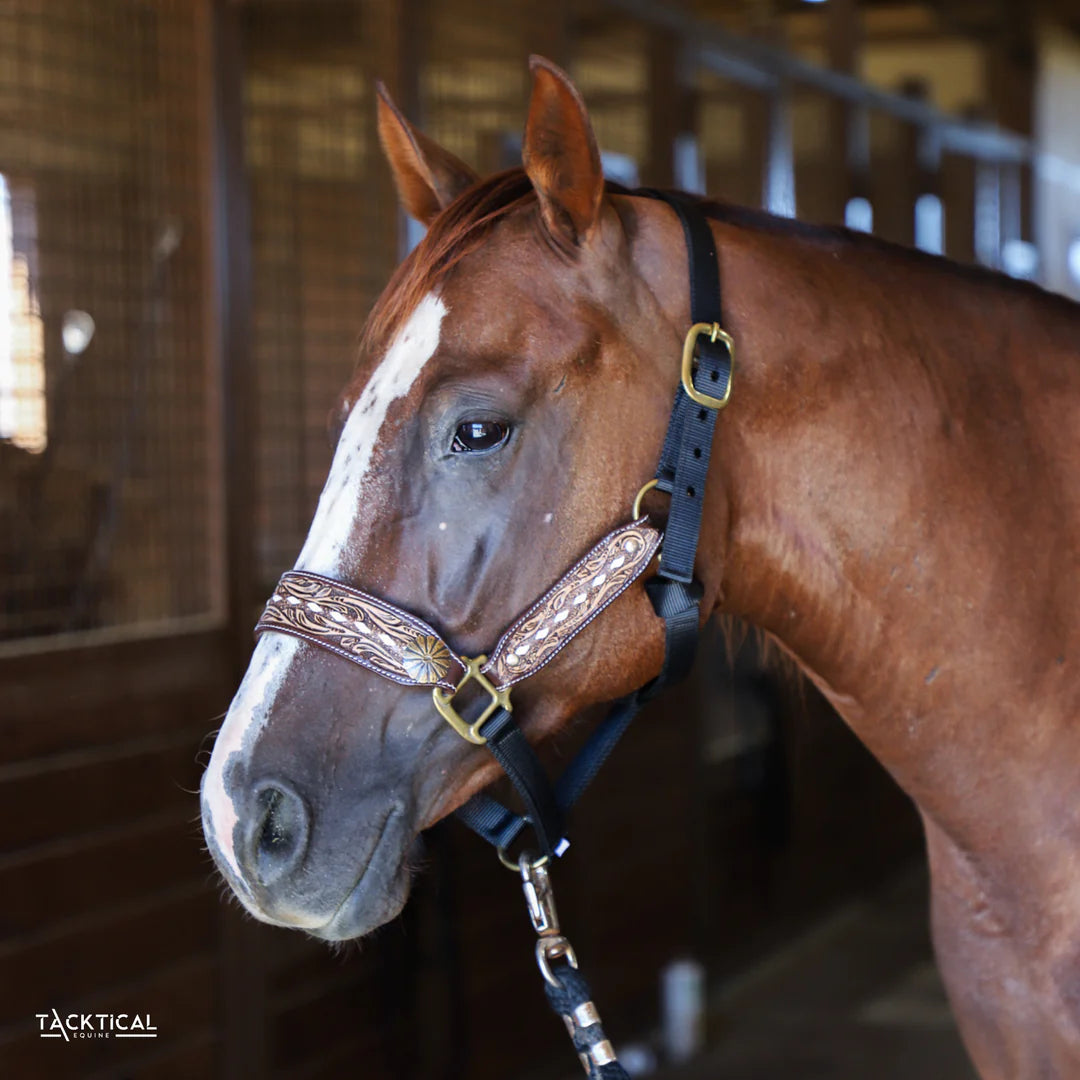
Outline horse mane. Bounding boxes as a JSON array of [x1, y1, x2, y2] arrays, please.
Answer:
[[697, 197, 1080, 319], [359, 169, 655, 360], [362, 168, 1077, 368]]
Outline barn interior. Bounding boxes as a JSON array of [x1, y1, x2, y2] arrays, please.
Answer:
[[2, 1, 1080, 1077]]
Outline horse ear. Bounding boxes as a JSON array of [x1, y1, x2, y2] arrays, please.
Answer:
[[523, 55, 604, 248], [376, 82, 479, 225]]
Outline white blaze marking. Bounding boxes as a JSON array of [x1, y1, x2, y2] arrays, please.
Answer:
[[202, 634, 302, 885], [296, 292, 447, 576], [203, 293, 446, 889]]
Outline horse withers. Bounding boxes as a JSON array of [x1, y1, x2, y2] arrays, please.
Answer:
[[202, 56, 1080, 1078]]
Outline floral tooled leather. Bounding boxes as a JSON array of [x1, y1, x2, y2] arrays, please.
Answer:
[[482, 520, 662, 689], [256, 518, 661, 698], [256, 573, 465, 690]]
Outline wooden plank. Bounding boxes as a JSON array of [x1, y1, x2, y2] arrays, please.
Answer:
[[278, 1034, 385, 1080], [0, 683, 230, 770], [271, 974, 395, 1073], [0, 810, 207, 940], [214, 0, 272, 1073], [214, 0, 258, 678], [820, 0, 859, 223], [942, 153, 977, 263], [644, 29, 682, 187], [0, 627, 233, 742], [269, 945, 372, 1009], [0, 956, 216, 1079], [217, 908, 273, 1080], [87, 1032, 218, 1080], [0, 732, 204, 854], [0, 887, 216, 1026]]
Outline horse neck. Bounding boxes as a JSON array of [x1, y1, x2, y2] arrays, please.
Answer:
[[660, 211, 1080, 837]]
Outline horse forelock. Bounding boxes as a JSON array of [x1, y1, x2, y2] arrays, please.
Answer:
[[359, 168, 539, 363]]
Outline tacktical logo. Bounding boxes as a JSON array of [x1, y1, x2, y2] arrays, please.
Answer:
[[36, 1010, 158, 1040]]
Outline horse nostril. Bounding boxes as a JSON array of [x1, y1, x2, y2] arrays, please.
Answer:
[[250, 782, 309, 887]]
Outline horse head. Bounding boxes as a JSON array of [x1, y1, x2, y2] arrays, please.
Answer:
[[201, 57, 713, 940]]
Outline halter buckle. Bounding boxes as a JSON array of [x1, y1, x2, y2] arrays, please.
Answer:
[[681, 321, 733, 410], [432, 655, 511, 745]]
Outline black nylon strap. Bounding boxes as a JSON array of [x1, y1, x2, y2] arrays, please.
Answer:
[[477, 707, 564, 856], [647, 191, 730, 585], [645, 576, 702, 688], [454, 790, 531, 851], [453, 693, 644, 855], [553, 693, 643, 810]]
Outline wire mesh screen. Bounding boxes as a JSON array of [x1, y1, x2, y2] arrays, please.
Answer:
[[698, 70, 765, 209], [571, 17, 649, 178], [243, 0, 398, 593], [423, 0, 532, 173], [243, 0, 599, 594], [0, 0, 219, 644], [422, 0, 649, 182]]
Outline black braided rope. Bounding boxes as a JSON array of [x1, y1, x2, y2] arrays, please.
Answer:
[[543, 966, 630, 1080]]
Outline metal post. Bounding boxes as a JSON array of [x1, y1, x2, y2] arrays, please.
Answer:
[[763, 87, 795, 218], [974, 160, 1002, 270]]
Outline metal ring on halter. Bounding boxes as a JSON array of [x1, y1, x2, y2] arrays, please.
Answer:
[[497, 846, 550, 872], [633, 478, 659, 519], [536, 934, 580, 988]]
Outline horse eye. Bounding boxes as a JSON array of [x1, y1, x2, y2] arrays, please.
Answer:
[[452, 420, 510, 454]]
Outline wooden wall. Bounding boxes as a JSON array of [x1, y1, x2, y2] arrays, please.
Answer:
[[0, 632, 233, 1078]]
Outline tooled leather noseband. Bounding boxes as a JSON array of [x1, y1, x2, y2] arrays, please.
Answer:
[[259, 520, 661, 737], [254, 190, 732, 862]]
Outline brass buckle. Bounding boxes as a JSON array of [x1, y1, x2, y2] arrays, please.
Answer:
[[431, 655, 511, 745], [680, 321, 733, 410]]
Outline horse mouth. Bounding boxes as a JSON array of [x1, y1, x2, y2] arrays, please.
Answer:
[[308, 806, 412, 941]]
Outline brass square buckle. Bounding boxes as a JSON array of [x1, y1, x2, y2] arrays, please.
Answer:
[[681, 321, 734, 410], [432, 655, 512, 745]]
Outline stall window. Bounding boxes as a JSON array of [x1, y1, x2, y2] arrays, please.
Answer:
[[0, 174, 46, 454]]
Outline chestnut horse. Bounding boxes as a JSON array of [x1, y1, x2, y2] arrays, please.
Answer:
[[202, 57, 1080, 1078]]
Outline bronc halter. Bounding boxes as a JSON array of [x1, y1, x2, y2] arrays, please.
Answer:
[[255, 192, 732, 1078]]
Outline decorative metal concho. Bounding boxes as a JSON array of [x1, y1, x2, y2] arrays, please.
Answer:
[[255, 519, 661, 695]]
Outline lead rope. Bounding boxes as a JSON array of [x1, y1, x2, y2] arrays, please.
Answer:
[[518, 854, 631, 1079]]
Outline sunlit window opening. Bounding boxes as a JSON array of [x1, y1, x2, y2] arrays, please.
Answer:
[[914, 193, 944, 256], [844, 196, 874, 234], [0, 173, 46, 453]]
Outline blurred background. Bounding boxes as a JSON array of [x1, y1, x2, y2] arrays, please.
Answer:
[[2, 0, 1079, 1077]]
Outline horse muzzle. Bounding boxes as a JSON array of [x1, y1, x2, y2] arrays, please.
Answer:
[[201, 731, 418, 940]]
